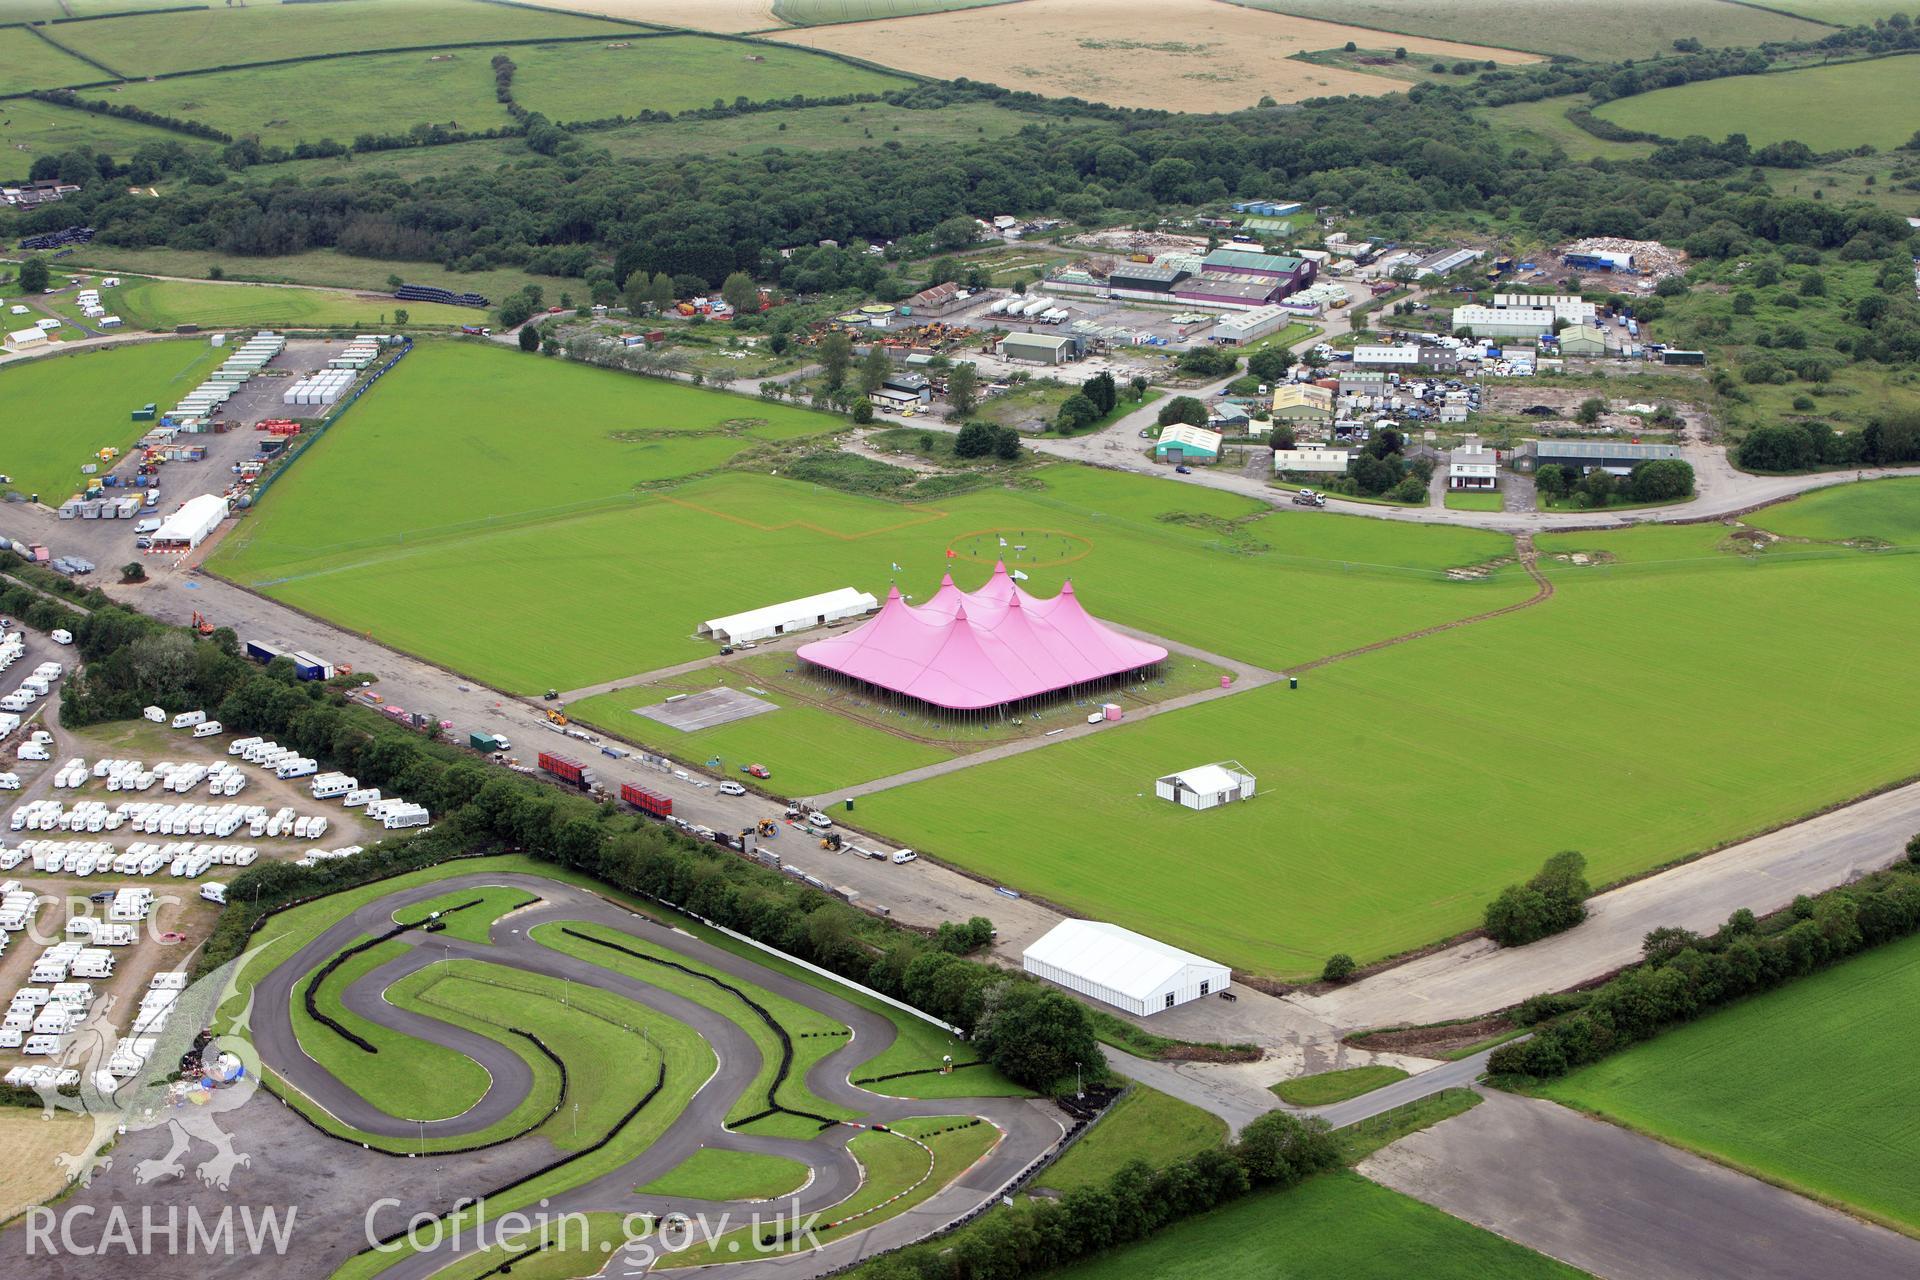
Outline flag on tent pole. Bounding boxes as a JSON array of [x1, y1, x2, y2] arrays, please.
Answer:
[[945, 548, 956, 559], [998, 537, 1008, 547], [891, 562, 903, 573], [1011, 569, 1029, 581]]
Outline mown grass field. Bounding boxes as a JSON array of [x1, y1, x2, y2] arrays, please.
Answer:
[[0, 25, 105, 90], [1537, 929, 1920, 1235], [506, 34, 908, 123], [0, 338, 220, 502], [1746, 478, 1920, 544], [392, 884, 540, 943], [1230, 0, 1828, 59], [1594, 56, 1920, 151], [1272, 1064, 1408, 1105], [111, 276, 482, 330], [1052, 1170, 1584, 1279], [47, 0, 629, 78], [1038, 1085, 1225, 1193], [860, 507, 1920, 977], [636, 1147, 810, 1200], [1444, 490, 1503, 512], [214, 350, 1521, 693], [79, 49, 510, 146]]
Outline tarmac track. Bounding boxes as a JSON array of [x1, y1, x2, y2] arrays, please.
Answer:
[[248, 872, 1066, 1279]]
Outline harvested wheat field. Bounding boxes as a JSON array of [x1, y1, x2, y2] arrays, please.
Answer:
[[0, 1112, 96, 1220], [767, 0, 1534, 110], [513, 0, 778, 31]]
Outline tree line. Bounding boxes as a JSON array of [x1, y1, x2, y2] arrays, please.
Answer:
[[4, 555, 1103, 1092]]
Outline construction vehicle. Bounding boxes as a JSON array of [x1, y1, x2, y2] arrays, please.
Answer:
[[755, 818, 777, 837], [819, 832, 843, 852], [545, 708, 568, 726], [543, 688, 560, 701], [190, 612, 215, 637]]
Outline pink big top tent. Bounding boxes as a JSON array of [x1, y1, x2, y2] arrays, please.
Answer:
[[795, 562, 1167, 712]]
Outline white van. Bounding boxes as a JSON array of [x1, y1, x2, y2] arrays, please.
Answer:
[[890, 849, 918, 865]]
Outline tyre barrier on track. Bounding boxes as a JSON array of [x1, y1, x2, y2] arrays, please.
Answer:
[[357, 1059, 669, 1255], [260, 1027, 565, 1158], [300, 897, 487, 1053], [560, 924, 841, 1130]]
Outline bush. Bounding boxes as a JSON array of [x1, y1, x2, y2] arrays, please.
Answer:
[[851, 396, 874, 424], [1175, 346, 1238, 379], [1321, 953, 1356, 983], [1158, 396, 1209, 428], [1484, 851, 1589, 947]]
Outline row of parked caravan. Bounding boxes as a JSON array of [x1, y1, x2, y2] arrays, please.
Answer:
[[0, 839, 259, 878], [10, 798, 328, 841], [293, 844, 364, 868], [63, 914, 138, 947], [0, 659, 63, 715], [0, 882, 35, 943], [301, 767, 429, 830], [226, 736, 318, 779], [59, 757, 253, 797]]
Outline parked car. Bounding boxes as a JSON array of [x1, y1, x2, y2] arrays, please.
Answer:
[[1174, 465, 1191, 475], [806, 811, 833, 830], [745, 763, 771, 779], [717, 781, 746, 796], [891, 849, 917, 865]]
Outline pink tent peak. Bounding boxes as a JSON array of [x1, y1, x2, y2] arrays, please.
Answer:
[[796, 572, 1166, 711]]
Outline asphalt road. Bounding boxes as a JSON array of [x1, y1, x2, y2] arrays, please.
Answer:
[[1361, 1089, 1920, 1280]]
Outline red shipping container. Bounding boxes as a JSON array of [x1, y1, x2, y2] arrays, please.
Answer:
[[620, 783, 672, 818]]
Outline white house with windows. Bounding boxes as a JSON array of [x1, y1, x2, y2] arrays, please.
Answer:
[[1023, 919, 1232, 1015], [1449, 440, 1499, 490]]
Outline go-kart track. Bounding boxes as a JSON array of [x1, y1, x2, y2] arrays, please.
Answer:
[[11, 872, 1065, 1280]]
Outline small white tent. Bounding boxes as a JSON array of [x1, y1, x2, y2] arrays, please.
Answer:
[[1024, 920, 1231, 1015], [1155, 761, 1256, 811]]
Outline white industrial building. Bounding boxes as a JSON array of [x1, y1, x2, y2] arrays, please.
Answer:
[[1492, 293, 1597, 325], [1351, 344, 1422, 368], [1155, 760, 1256, 811], [1211, 304, 1290, 345], [1452, 305, 1556, 339], [1272, 446, 1351, 475], [1023, 919, 1232, 1015], [149, 495, 230, 552], [698, 588, 878, 646]]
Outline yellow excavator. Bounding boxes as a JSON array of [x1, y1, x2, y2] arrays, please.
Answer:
[[545, 707, 568, 726]]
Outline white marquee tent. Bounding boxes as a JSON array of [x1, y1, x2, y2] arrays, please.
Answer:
[[1155, 761, 1256, 811], [1023, 920, 1231, 1016], [150, 494, 230, 552], [698, 587, 878, 646]]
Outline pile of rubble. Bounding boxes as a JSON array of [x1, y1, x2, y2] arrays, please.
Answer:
[[1563, 237, 1687, 279], [1069, 229, 1211, 255]]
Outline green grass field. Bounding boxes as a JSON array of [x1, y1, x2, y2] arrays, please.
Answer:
[[1271, 1064, 1408, 1105], [1038, 1085, 1225, 1192], [0, 26, 110, 91], [1537, 929, 1920, 1235], [240, 100, 1047, 182], [47, 0, 628, 78], [1746, 479, 1920, 544], [1478, 98, 1655, 163], [636, 1148, 811, 1201], [1747, 0, 1902, 23], [393, 884, 540, 943], [772, 0, 1022, 23], [1444, 489, 1504, 512], [859, 506, 1920, 977], [506, 34, 908, 123], [110, 276, 483, 330], [78, 49, 510, 146], [213, 351, 1521, 693], [1050, 1170, 1585, 1279], [1230, 0, 1828, 59], [1594, 56, 1920, 150], [0, 338, 220, 502], [59, 247, 574, 305]]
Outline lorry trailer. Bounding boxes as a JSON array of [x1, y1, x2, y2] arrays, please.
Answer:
[[619, 783, 672, 819], [538, 752, 598, 791]]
